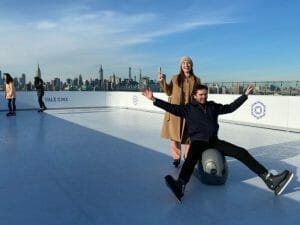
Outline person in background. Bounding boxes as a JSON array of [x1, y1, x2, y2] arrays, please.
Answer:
[[158, 56, 200, 168], [3, 73, 16, 116], [34, 76, 47, 112]]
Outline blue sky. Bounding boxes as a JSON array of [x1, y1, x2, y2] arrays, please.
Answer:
[[0, 0, 299, 82]]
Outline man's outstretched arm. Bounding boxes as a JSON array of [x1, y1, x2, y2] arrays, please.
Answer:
[[142, 88, 188, 118], [217, 85, 254, 114]]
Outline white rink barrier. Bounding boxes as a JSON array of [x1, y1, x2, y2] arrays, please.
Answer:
[[1, 91, 299, 132]]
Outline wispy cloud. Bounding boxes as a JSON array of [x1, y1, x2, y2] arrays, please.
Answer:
[[36, 21, 57, 30], [0, 4, 239, 78]]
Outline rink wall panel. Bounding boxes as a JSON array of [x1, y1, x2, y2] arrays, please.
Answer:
[[1, 91, 299, 132]]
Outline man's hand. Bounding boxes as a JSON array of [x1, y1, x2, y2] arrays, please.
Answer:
[[142, 88, 154, 100], [245, 85, 254, 96]]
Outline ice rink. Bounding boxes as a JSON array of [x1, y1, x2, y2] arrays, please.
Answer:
[[1, 108, 300, 225]]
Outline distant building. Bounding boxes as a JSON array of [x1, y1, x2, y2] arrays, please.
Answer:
[[79, 74, 83, 86], [139, 69, 142, 82], [19, 73, 26, 90], [232, 82, 240, 94], [52, 77, 61, 91], [99, 65, 103, 88], [129, 67, 132, 80], [36, 64, 42, 78]]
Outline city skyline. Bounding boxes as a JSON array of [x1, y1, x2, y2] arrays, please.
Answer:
[[1, 65, 298, 96], [2, 64, 299, 85], [0, 0, 300, 81]]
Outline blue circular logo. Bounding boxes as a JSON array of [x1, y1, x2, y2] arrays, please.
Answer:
[[251, 101, 266, 119]]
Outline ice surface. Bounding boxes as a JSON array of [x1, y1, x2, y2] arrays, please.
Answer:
[[0, 108, 299, 225]]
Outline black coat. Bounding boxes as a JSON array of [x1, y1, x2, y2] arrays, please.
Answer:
[[154, 95, 248, 142], [34, 78, 45, 97]]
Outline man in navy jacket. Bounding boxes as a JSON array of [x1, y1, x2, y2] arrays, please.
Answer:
[[143, 84, 293, 201]]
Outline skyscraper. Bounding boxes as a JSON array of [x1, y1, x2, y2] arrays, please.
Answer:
[[20, 73, 26, 89], [99, 65, 104, 88], [36, 64, 41, 78], [129, 67, 132, 80], [139, 69, 142, 82], [99, 65, 103, 82], [79, 74, 83, 86]]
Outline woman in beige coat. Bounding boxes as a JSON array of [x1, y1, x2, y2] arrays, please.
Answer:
[[158, 56, 200, 167], [4, 73, 17, 116]]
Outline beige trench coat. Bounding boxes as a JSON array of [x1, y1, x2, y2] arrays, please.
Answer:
[[160, 74, 200, 143]]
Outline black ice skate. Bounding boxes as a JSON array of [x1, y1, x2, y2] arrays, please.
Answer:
[[165, 175, 185, 202], [262, 170, 294, 195], [6, 112, 14, 116], [274, 171, 294, 195]]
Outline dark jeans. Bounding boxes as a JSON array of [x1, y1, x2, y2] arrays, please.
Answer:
[[8, 98, 16, 112], [179, 139, 268, 184], [38, 95, 46, 109]]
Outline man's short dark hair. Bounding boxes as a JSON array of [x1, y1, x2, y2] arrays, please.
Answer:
[[192, 84, 208, 95]]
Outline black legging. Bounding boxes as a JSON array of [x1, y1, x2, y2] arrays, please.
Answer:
[[8, 98, 16, 112], [179, 139, 268, 184], [38, 95, 46, 109]]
